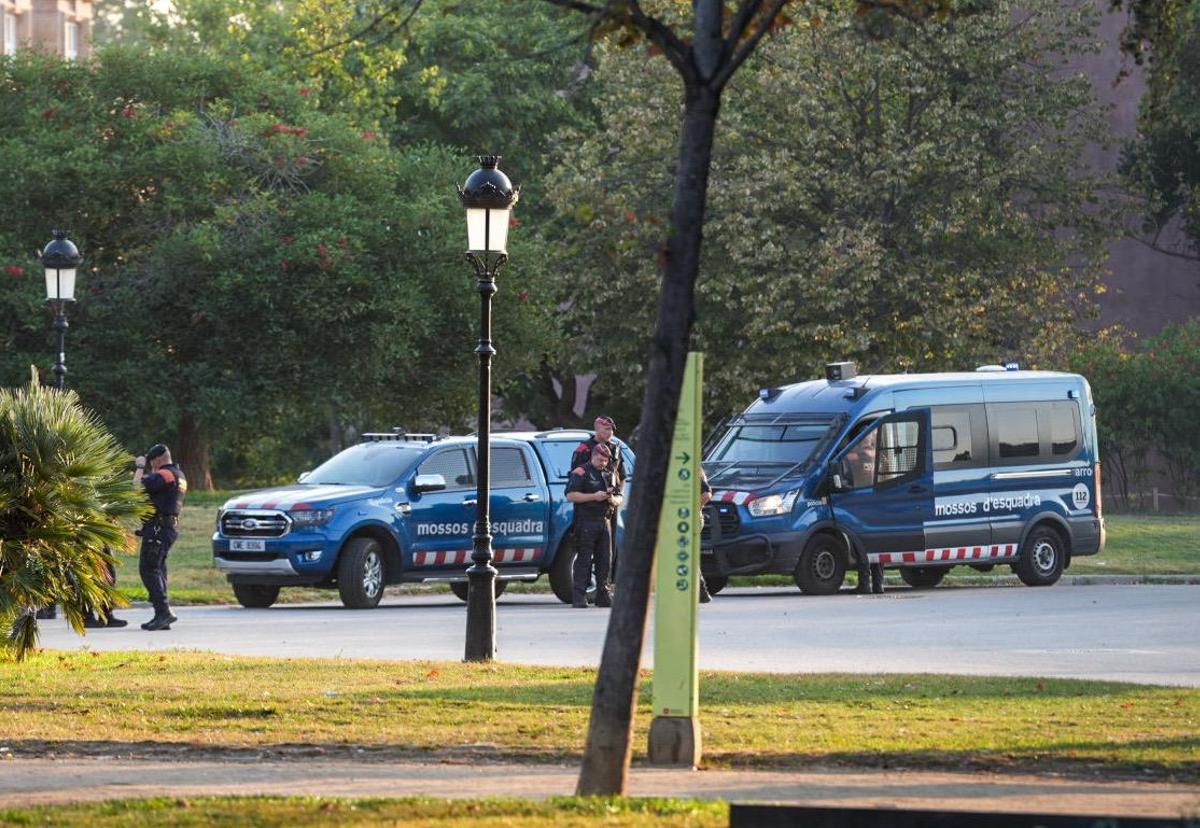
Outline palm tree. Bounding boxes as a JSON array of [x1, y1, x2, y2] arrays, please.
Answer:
[[1, 370, 149, 660]]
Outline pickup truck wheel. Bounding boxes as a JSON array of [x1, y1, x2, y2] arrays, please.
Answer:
[[449, 579, 509, 602], [899, 567, 946, 589], [549, 535, 576, 604], [1015, 526, 1065, 587], [337, 537, 385, 609], [794, 535, 846, 595], [232, 584, 280, 608], [705, 576, 729, 595]]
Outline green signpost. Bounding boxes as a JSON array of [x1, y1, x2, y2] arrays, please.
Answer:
[[648, 351, 703, 767]]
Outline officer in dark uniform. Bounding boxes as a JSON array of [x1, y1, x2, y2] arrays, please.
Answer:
[[133, 443, 187, 630], [565, 443, 622, 608], [569, 416, 626, 584], [698, 469, 713, 604]]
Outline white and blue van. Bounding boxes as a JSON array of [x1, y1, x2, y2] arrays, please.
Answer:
[[701, 363, 1105, 594]]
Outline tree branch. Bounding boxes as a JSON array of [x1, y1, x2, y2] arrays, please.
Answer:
[[712, 0, 791, 90], [305, 0, 424, 57], [1128, 233, 1200, 262]]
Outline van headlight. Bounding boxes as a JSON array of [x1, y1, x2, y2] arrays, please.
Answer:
[[748, 489, 800, 518]]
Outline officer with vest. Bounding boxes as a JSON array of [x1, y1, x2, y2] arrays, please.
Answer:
[[569, 416, 626, 585], [133, 443, 187, 630], [565, 442, 622, 608]]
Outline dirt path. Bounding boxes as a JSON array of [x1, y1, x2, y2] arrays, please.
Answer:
[[2, 757, 1198, 818]]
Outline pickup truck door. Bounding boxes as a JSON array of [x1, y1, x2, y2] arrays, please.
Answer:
[[829, 409, 934, 563], [477, 444, 551, 569], [406, 447, 478, 570]]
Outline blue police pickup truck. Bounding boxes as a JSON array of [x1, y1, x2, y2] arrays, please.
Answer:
[[212, 430, 632, 609]]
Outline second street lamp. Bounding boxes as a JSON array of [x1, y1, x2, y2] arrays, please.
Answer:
[[458, 155, 519, 663], [41, 230, 82, 390]]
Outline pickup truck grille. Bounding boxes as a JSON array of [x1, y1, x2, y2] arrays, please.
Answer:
[[701, 502, 740, 543], [221, 510, 290, 538]]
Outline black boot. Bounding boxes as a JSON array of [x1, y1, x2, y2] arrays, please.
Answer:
[[142, 609, 177, 631]]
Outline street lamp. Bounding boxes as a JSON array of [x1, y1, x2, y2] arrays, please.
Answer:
[[41, 230, 82, 390], [458, 155, 519, 662]]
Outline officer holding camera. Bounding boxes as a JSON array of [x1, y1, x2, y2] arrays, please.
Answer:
[[133, 444, 187, 630]]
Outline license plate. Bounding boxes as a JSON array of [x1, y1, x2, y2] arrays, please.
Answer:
[[230, 539, 266, 552]]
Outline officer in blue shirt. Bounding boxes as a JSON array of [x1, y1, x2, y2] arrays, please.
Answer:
[[133, 444, 187, 630], [565, 443, 622, 608]]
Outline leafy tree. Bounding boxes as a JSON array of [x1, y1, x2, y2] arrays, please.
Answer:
[[1, 374, 148, 661], [1117, 0, 1200, 261], [0, 49, 553, 487], [544, 0, 1115, 424]]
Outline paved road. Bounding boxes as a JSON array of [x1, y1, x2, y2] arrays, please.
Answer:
[[35, 584, 1200, 686], [4, 759, 1198, 816]]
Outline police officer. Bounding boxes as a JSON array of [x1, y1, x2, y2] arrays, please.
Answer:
[[82, 558, 128, 628], [570, 416, 626, 583], [698, 469, 713, 604], [133, 444, 187, 630], [565, 443, 622, 608]]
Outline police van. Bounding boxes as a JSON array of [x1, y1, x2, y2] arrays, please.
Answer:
[[700, 363, 1105, 594]]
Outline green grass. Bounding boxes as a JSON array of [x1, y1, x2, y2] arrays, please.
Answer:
[[122, 494, 1198, 606], [0, 796, 728, 827], [1, 652, 1197, 782]]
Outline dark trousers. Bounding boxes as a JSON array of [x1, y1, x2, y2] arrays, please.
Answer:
[[139, 518, 179, 615], [84, 559, 118, 621], [856, 556, 884, 593], [573, 519, 612, 603]]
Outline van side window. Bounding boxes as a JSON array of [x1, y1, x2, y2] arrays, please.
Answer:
[[877, 419, 921, 483], [994, 406, 1040, 461], [931, 405, 982, 470], [1049, 404, 1080, 457]]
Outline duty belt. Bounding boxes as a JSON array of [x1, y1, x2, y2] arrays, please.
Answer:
[[152, 514, 180, 526]]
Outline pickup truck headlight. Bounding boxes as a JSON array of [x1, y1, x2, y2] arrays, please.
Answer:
[[289, 508, 336, 528], [747, 489, 800, 518]]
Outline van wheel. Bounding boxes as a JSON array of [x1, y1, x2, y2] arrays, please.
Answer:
[[899, 567, 946, 589], [337, 537, 386, 609], [450, 579, 509, 602], [232, 584, 280, 608], [705, 576, 729, 595], [1015, 526, 1065, 587], [794, 535, 846, 595]]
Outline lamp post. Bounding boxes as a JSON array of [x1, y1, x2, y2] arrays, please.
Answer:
[[459, 155, 519, 662], [41, 230, 82, 390]]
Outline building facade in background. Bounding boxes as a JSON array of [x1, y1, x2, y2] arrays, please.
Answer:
[[0, 0, 92, 60]]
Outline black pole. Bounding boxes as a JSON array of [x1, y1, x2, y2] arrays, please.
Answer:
[[464, 252, 505, 662], [52, 300, 68, 390]]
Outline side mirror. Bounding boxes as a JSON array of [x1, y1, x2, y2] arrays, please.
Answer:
[[412, 473, 447, 494], [297, 471, 311, 483]]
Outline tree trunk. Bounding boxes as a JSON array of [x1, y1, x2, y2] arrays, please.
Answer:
[[176, 412, 214, 491], [576, 84, 720, 796]]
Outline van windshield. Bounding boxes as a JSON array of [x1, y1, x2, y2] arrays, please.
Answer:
[[705, 417, 837, 486]]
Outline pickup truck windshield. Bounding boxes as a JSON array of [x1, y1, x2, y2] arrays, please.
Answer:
[[706, 417, 837, 486], [305, 443, 425, 487]]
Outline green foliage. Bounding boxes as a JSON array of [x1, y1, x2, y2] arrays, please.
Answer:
[[543, 0, 1116, 425], [0, 48, 555, 486], [1118, 0, 1200, 255], [0, 372, 149, 661], [1071, 321, 1200, 503]]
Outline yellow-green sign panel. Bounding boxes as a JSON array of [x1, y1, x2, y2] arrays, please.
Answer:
[[652, 352, 703, 718]]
